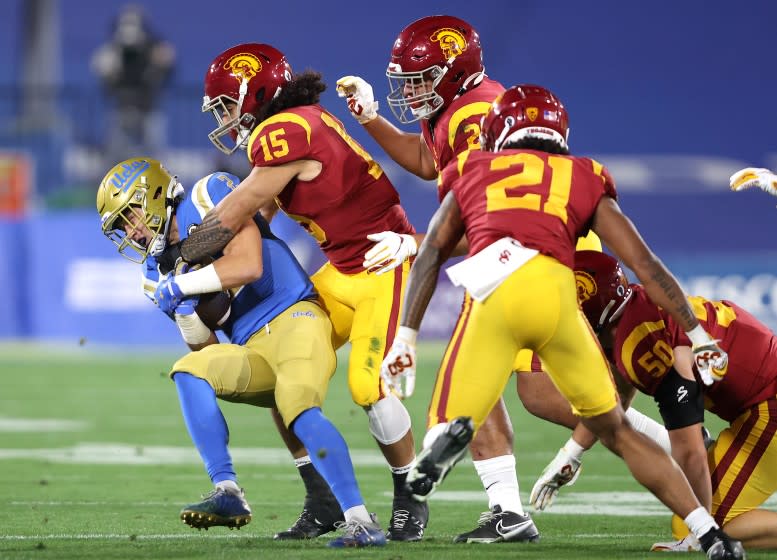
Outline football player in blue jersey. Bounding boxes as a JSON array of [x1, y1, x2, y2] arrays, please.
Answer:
[[96, 157, 386, 548]]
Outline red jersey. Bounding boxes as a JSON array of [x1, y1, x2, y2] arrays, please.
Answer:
[[420, 77, 505, 201], [246, 105, 414, 274], [611, 285, 777, 422], [440, 148, 616, 267]]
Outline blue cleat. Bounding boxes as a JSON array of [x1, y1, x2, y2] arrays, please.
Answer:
[[327, 513, 386, 548], [180, 487, 252, 530]]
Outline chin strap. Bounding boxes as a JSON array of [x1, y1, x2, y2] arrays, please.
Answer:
[[149, 177, 185, 258]]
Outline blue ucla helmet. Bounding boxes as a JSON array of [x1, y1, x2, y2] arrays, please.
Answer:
[[96, 157, 184, 263]]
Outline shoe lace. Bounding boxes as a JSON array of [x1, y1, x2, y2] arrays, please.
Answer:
[[475, 509, 500, 527], [334, 519, 372, 539], [390, 509, 410, 530]]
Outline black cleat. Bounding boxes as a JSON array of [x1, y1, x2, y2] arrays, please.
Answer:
[[699, 528, 746, 560], [405, 417, 475, 502], [386, 496, 428, 542], [453, 506, 540, 543], [274, 500, 344, 540]]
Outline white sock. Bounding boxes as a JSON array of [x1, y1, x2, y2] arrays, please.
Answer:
[[215, 479, 240, 492], [473, 454, 524, 515], [626, 408, 672, 453], [294, 455, 312, 468], [564, 437, 587, 459], [684, 506, 718, 539], [390, 462, 413, 475], [343, 504, 371, 524]]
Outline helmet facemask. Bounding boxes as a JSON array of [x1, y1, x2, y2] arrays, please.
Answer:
[[202, 77, 257, 155], [386, 63, 448, 123]]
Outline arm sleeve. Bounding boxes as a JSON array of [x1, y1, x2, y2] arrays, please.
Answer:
[[653, 368, 705, 430]]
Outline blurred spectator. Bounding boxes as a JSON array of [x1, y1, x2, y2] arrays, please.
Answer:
[[91, 4, 175, 162]]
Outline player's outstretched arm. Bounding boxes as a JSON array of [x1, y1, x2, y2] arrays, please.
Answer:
[[592, 197, 728, 386], [179, 162, 306, 264], [380, 192, 464, 397], [336, 75, 437, 180]]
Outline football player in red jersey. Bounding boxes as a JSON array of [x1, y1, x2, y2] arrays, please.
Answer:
[[537, 250, 777, 551], [157, 42, 429, 544], [337, 14, 671, 543], [381, 84, 744, 560]]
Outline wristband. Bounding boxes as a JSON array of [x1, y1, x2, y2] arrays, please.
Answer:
[[175, 264, 223, 296], [175, 312, 212, 345], [397, 326, 418, 345], [686, 324, 711, 347]]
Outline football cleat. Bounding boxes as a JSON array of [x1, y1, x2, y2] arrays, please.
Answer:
[[699, 528, 746, 560], [454, 506, 540, 544], [179, 486, 251, 530], [651, 534, 701, 552], [327, 513, 387, 548], [405, 417, 475, 502], [386, 496, 428, 542], [274, 499, 344, 540]]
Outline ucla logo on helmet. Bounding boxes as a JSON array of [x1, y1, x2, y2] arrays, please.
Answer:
[[526, 107, 539, 122], [224, 53, 263, 83], [575, 270, 598, 303], [110, 159, 149, 192], [430, 28, 467, 59]]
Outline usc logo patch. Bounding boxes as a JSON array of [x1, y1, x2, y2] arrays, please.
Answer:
[[430, 27, 467, 59], [575, 270, 598, 304], [224, 53, 263, 83], [526, 107, 539, 122]]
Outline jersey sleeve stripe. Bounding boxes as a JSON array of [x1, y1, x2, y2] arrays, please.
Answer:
[[447, 102, 491, 150], [246, 112, 313, 157], [192, 174, 216, 218]]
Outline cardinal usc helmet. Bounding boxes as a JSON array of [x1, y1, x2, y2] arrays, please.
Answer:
[[574, 250, 634, 332], [97, 158, 183, 263], [202, 43, 293, 154], [480, 84, 569, 152], [386, 15, 484, 123]]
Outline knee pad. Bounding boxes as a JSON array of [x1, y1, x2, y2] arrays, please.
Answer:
[[366, 393, 411, 445]]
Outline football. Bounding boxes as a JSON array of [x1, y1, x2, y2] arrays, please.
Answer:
[[195, 290, 232, 330], [175, 259, 232, 330]]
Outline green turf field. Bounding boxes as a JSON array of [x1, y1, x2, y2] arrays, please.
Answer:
[[0, 342, 772, 559]]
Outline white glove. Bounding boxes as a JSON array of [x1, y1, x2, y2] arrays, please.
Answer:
[[363, 231, 417, 275], [380, 327, 417, 398], [650, 534, 701, 552], [729, 167, 777, 196], [530, 445, 582, 511], [692, 339, 728, 386], [336, 75, 379, 124]]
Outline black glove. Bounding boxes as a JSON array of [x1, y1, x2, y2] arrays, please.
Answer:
[[156, 241, 183, 275]]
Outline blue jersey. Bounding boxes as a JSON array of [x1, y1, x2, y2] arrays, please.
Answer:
[[143, 172, 316, 345]]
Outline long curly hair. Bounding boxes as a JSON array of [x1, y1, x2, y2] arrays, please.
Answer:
[[261, 70, 327, 120]]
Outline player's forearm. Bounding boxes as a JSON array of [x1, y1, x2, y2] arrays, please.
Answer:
[[363, 117, 436, 179], [671, 437, 712, 510], [400, 246, 443, 331], [635, 257, 699, 333], [181, 207, 236, 264]]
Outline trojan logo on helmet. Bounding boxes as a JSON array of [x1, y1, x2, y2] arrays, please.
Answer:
[[575, 270, 598, 304], [223, 53, 262, 83], [429, 28, 467, 59]]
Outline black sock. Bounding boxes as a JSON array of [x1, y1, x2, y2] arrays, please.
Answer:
[[392, 470, 409, 498], [298, 462, 336, 502]]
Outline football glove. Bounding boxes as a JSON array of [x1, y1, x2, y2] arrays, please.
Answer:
[[380, 328, 417, 398], [363, 231, 417, 275], [336, 76, 379, 124], [729, 167, 777, 196], [155, 272, 185, 316], [692, 339, 728, 386], [530, 445, 582, 511]]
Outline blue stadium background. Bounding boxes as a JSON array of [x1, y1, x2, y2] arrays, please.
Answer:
[[0, 0, 775, 346]]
